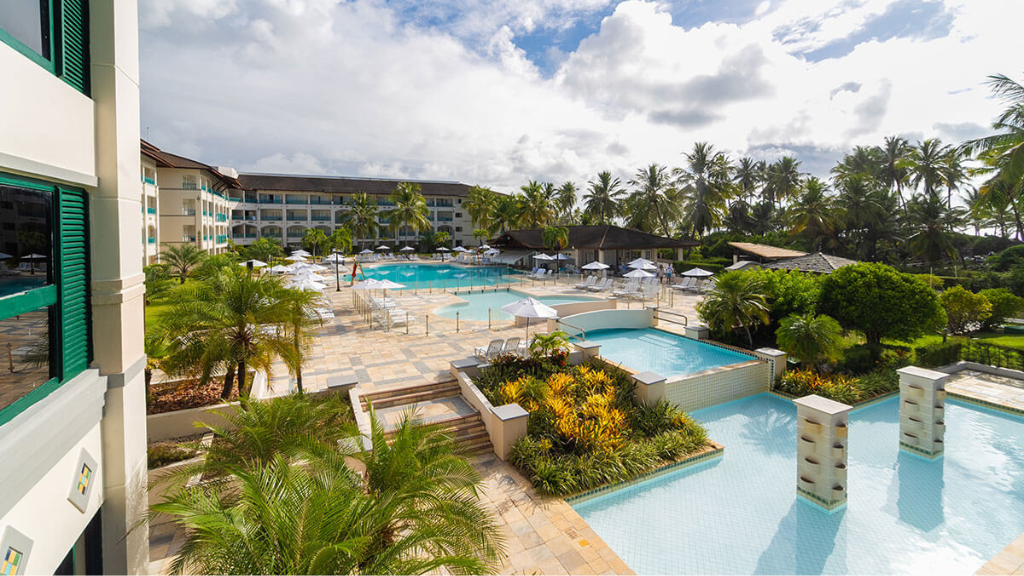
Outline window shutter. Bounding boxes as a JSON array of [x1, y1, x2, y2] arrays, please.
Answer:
[[59, 187, 91, 379], [58, 0, 90, 95]]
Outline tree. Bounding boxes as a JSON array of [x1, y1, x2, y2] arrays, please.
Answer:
[[342, 193, 380, 248], [764, 157, 802, 208], [279, 287, 324, 392], [909, 138, 952, 198], [775, 313, 844, 371], [473, 228, 489, 246], [555, 181, 578, 223], [905, 193, 963, 263], [160, 268, 309, 398], [434, 230, 450, 248], [518, 180, 555, 228], [583, 171, 625, 224], [490, 194, 522, 234], [384, 182, 431, 247], [302, 228, 328, 261], [244, 237, 285, 263], [676, 142, 733, 238], [696, 271, 771, 347], [786, 177, 836, 251], [528, 331, 571, 357], [819, 263, 946, 352], [752, 269, 822, 325], [628, 163, 679, 238], [878, 135, 912, 210], [542, 225, 569, 279], [327, 227, 354, 255], [939, 286, 992, 335], [192, 253, 239, 280], [464, 186, 497, 231], [161, 244, 206, 284], [144, 264, 175, 305], [979, 288, 1024, 330]]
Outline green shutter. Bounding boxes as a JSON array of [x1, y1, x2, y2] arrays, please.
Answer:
[[59, 188, 91, 379], [58, 0, 90, 95]]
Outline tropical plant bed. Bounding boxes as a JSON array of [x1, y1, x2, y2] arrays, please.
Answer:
[[147, 373, 252, 415], [773, 369, 899, 405], [472, 353, 711, 497], [147, 437, 201, 469]]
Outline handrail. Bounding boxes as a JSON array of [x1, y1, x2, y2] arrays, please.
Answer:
[[555, 319, 586, 342], [655, 308, 688, 326]]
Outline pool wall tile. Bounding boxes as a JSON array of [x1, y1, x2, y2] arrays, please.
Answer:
[[664, 360, 770, 413]]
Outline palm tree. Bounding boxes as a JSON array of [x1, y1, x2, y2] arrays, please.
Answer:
[[905, 193, 963, 263], [464, 186, 497, 232], [342, 193, 380, 249], [384, 182, 432, 247], [555, 182, 578, 223], [733, 157, 764, 201], [518, 181, 555, 228], [279, 288, 324, 392], [161, 244, 206, 284], [764, 157, 802, 208], [160, 269, 303, 398], [327, 227, 354, 255], [302, 228, 328, 261], [941, 147, 970, 208], [775, 313, 844, 371], [836, 175, 887, 258], [542, 225, 569, 279], [695, 271, 770, 347], [244, 237, 285, 264], [878, 135, 912, 210], [830, 146, 882, 184], [583, 171, 624, 224], [490, 194, 522, 234], [473, 228, 489, 246], [675, 142, 733, 238], [786, 177, 837, 251], [628, 163, 679, 238], [909, 138, 951, 199]]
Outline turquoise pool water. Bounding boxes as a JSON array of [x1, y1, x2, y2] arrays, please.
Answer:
[[349, 263, 520, 290], [435, 289, 599, 321], [573, 394, 1024, 574], [584, 328, 754, 377]]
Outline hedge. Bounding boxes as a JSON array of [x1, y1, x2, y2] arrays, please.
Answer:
[[914, 341, 962, 368]]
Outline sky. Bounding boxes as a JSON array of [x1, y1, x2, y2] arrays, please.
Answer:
[[139, 0, 1024, 193]]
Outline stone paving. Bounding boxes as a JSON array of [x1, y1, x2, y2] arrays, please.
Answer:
[[946, 370, 1024, 413]]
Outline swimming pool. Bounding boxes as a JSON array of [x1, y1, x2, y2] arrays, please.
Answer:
[[435, 289, 600, 321], [583, 328, 754, 377], [349, 263, 520, 290], [573, 394, 1024, 574]]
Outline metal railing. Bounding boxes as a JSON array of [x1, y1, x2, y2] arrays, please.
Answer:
[[555, 319, 586, 342], [655, 308, 688, 327]]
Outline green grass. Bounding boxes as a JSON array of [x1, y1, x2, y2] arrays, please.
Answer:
[[968, 332, 1024, 351]]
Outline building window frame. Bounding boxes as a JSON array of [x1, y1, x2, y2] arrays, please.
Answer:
[[0, 0, 55, 72]]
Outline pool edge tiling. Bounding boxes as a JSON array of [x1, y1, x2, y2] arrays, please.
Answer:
[[572, 393, 1024, 575]]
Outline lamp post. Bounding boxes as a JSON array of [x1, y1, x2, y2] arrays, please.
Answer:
[[335, 256, 341, 292]]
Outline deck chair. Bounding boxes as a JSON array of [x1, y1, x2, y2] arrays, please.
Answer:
[[575, 276, 596, 290], [501, 337, 521, 356], [474, 339, 505, 361]]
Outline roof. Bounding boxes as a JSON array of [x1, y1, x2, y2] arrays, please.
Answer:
[[724, 260, 761, 271], [765, 252, 858, 274], [728, 242, 807, 260], [140, 140, 241, 188], [492, 226, 696, 251], [236, 173, 473, 197]]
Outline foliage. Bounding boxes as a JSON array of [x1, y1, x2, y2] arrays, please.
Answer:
[[384, 182, 432, 243], [775, 313, 845, 369], [696, 270, 771, 347], [914, 340, 963, 367], [915, 274, 945, 289], [144, 264, 175, 305], [752, 269, 822, 325], [939, 285, 992, 334], [160, 244, 206, 284], [327, 227, 354, 255], [147, 442, 198, 469], [302, 228, 328, 259], [819, 263, 946, 350], [671, 260, 727, 274], [529, 330, 571, 357], [192, 253, 239, 279], [244, 237, 285, 263], [775, 369, 897, 404], [979, 288, 1024, 330]]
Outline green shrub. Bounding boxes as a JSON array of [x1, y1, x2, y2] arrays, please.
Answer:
[[914, 340, 962, 367], [939, 286, 992, 335], [855, 370, 899, 398], [834, 345, 875, 375], [148, 443, 198, 469], [979, 288, 1024, 330], [775, 370, 861, 404]]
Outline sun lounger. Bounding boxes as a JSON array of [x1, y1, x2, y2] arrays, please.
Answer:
[[501, 337, 521, 357], [475, 339, 505, 361], [587, 278, 612, 293], [574, 276, 596, 290]]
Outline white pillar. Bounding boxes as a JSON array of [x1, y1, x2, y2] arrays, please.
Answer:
[[897, 366, 948, 459], [794, 394, 851, 512]]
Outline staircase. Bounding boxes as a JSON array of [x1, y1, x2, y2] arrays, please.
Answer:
[[359, 381, 492, 456]]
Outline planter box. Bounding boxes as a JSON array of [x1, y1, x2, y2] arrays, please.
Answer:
[[147, 401, 240, 442]]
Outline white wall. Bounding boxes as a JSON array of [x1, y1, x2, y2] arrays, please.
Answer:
[[553, 308, 655, 336]]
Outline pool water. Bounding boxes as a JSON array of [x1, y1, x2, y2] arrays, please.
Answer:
[[435, 289, 599, 321], [584, 328, 754, 377], [573, 394, 1024, 575], [349, 263, 520, 290]]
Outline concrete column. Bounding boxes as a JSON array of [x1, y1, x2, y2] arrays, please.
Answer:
[[573, 341, 601, 362], [491, 404, 529, 461], [897, 366, 948, 459], [754, 348, 787, 383], [646, 305, 659, 326], [684, 324, 709, 340], [633, 371, 666, 405], [794, 394, 851, 512], [89, 0, 149, 572]]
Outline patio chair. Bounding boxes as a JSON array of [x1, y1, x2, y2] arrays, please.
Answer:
[[587, 278, 611, 292], [475, 339, 505, 361], [574, 276, 596, 290], [613, 281, 639, 297], [699, 278, 717, 293], [501, 337, 521, 356]]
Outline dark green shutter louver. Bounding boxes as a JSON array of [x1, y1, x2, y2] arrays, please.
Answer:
[[59, 188, 91, 379], [58, 0, 90, 95]]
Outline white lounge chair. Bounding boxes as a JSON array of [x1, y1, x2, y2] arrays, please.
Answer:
[[501, 337, 521, 356], [475, 339, 505, 361], [587, 278, 612, 293], [574, 276, 596, 290]]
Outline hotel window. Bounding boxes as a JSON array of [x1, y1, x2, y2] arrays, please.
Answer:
[[0, 173, 91, 425], [0, 0, 90, 94]]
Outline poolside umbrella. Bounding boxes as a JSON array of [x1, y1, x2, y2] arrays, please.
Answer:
[[288, 278, 327, 292], [400, 246, 415, 252], [23, 253, 47, 259], [624, 268, 654, 278], [239, 259, 267, 268], [627, 257, 653, 267], [286, 255, 307, 262], [438, 246, 451, 261], [479, 244, 491, 251], [359, 249, 373, 255], [629, 260, 658, 271], [501, 297, 559, 340], [0, 252, 11, 259], [376, 245, 391, 250], [682, 267, 714, 277], [582, 261, 609, 270], [452, 246, 468, 252], [323, 253, 344, 262], [305, 264, 328, 272], [267, 264, 291, 274], [352, 279, 382, 290], [291, 249, 311, 257]]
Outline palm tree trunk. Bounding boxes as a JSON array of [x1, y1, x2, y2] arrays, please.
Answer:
[[237, 360, 248, 397], [1012, 201, 1024, 241], [221, 367, 236, 399], [744, 326, 753, 348]]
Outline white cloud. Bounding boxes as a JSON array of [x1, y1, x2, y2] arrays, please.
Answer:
[[139, 0, 1024, 195]]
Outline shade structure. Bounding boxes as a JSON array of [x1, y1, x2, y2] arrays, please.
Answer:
[[291, 249, 311, 257], [629, 260, 658, 271], [323, 253, 344, 262], [553, 254, 571, 260], [359, 249, 373, 254], [304, 264, 328, 272], [376, 245, 391, 250], [292, 271, 328, 282], [624, 268, 654, 278], [682, 267, 714, 277], [582, 261, 610, 270], [532, 253, 554, 261], [23, 253, 47, 259], [377, 279, 406, 291], [239, 259, 267, 268], [400, 246, 415, 251], [287, 278, 327, 292], [479, 244, 491, 251], [501, 297, 560, 339], [0, 252, 11, 259], [438, 247, 451, 252], [627, 257, 654, 267], [452, 246, 468, 252], [351, 279, 383, 290], [267, 264, 291, 274], [483, 249, 500, 256], [286, 255, 307, 262]]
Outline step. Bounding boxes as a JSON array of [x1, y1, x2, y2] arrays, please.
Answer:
[[362, 380, 459, 403], [385, 413, 485, 438], [362, 387, 462, 410]]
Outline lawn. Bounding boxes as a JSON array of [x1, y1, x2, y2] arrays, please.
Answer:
[[969, 332, 1024, 351]]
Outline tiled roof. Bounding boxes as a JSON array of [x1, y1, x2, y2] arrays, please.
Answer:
[[140, 140, 241, 188], [766, 252, 858, 274], [728, 242, 807, 260], [493, 226, 697, 251], [236, 173, 473, 197]]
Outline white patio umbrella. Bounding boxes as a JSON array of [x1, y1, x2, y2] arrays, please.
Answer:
[[452, 246, 468, 252], [23, 253, 47, 259], [532, 253, 554, 261], [627, 257, 654, 267], [376, 245, 391, 250], [479, 244, 491, 251], [0, 252, 11, 259], [239, 259, 267, 268], [305, 264, 328, 272], [359, 249, 373, 254], [438, 247, 451, 251], [286, 255, 307, 262], [582, 261, 610, 270], [291, 249, 311, 257], [267, 264, 291, 274], [288, 278, 327, 292], [624, 268, 654, 278], [400, 246, 416, 252], [322, 253, 344, 264], [352, 279, 383, 290], [629, 260, 658, 271], [682, 267, 714, 277], [501, 297, 559, 339]]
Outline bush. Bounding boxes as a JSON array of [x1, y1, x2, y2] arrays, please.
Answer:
[[914, 341, 963, 368], [775, 313, 844, 367], [752, 269, 822, 325], [856, 370, 899, 398], [834, 345, 874, 375], [775, 368, 897, 404], [989, 245, 1024, 271], [939, 286, 992, 335], [148, 442, 198, 469], [979, 288, 1024, 330]]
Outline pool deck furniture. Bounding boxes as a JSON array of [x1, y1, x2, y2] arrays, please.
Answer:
[[475, 339, 505, 361], [575, 276, 597, 290]]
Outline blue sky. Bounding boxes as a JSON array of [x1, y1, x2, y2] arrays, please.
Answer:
[[138, 0, 1022, 192]]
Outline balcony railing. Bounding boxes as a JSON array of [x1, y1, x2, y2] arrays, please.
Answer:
[[287, 215, 307, 221], [183, 235, 196, 242], [309, 198, 332, 205], [311, 216, 331, 221], [216, 235, 228, 243], [436, 216, 454, 222], [182, 182, 198, 190], [259, 196, 282, 204], [147, 237, 156, 244], [234, 233, 257, 239], [182, 208, 196, 216], [264, 231, 282, 238], [216, 213, 227, 222], [287, 231, 305, 238], [286, 197, 308, 204], [147, 207, 156, 214], [143, 177, 156, 185], [261, 216, 282, 221], [434, 200, 454, 207]]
